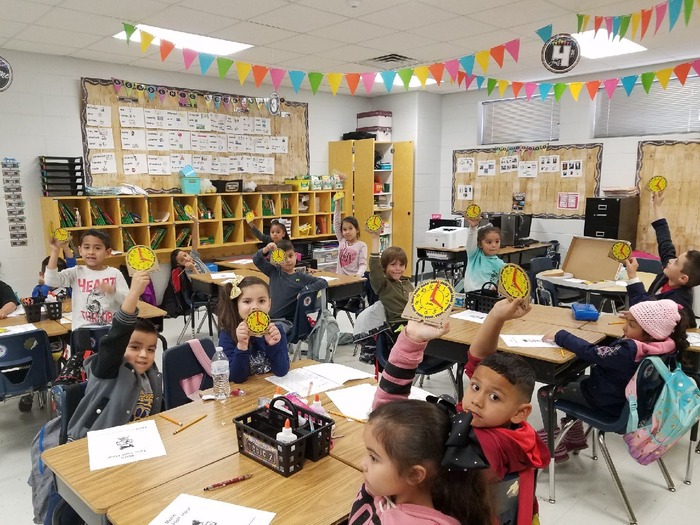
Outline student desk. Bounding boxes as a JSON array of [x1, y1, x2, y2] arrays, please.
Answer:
[[536, 271, 656, 305], [496, 242, 550, 265], [215, 257, 258, 271], [0, 315, 68, 337], [414, 246, 467, 286]]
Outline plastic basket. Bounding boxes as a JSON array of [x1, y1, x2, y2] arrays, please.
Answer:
[[25, 303, 43, 323], [464, 283, 502, 313], [45, 300, 63, 320], [571, 303, 600, 321], [233, 397, 333, 477], [179, 176, 201, 194]]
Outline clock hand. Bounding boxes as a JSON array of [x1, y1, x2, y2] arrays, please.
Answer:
[[429, 283, 442, 306], [511, 271, 523, 294]]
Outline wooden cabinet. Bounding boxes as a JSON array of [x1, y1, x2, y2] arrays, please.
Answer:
[[583, 197, 639, 247], [41, 191, 339, 262], [328, 139, 414, 272]]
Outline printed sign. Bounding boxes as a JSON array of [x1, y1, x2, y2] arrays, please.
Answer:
[[541, 33, 580, 74]]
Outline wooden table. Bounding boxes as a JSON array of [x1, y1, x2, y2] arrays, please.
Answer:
[[0, 315, 69, 337], [580, 312, 625, 338], [216, 257, 259, 271], [537, 271, 656, 304], [521, 303, 588, 330]]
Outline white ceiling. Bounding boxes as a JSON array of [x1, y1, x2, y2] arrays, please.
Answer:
[[1, 0, 699, 96]]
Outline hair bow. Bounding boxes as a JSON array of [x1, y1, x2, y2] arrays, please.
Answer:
[[427, 394, 489, 472], [222, 276, 244, 300]]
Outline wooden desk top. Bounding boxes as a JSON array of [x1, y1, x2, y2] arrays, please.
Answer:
[[216, 258, 258, 270], [0, 315, 69, 337], [496, 242, 550, 255], [580, 312, 625, 338], [107, 452, 364, 525], [192, 269, 364, 289], [522, 304, 588, 330]]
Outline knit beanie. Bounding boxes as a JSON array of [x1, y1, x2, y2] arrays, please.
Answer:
[[629, 299, 681, 340]]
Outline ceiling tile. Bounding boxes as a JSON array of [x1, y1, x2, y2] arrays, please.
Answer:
[[308, 19, 394, 44], [129, 56, 187, 73], [12, 25, 102, 48], [249, 4, 348, 33], [417, 0, 518, 16], [2, 38, 79, 55], [404, 42, 468, 62], [228, 45, 304, 66], [140, 6, 241, 34], [277, 55, 348, 71], [544, 0, 635, 13], [70, 49, 136, 65], [58, 0, 172, 20], [0, 20, 27, 40], [450, 29, 516, 53], [85, 36, 152, 57], [357, 0, 455, 30], [315, 44, 383, 63], [0, 0, 53, 23], [361, 31, 438, 55], [211, 21, 296, 46], [296, 0, 409, 17], [269, 34, 345, 55], [410, 15, 499, 41], [190, 0, 287, 20], [33, 8, 125, 37], [468, 0, 569, 29]]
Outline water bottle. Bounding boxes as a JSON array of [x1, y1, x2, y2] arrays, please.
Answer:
[[211, 346, 230, 401]]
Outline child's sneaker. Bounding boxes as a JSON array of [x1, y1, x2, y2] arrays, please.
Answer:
[[536, 427, 569, 463], [561, 418, 588, 452]]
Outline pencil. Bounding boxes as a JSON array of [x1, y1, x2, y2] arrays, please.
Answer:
[[203, 473, 253, 491], [159, 413, 183, 426], [328, 410, 366, 424], [173, 414, 207, 434], [307, 381, 313, 398], [608, 321, 626, 325]]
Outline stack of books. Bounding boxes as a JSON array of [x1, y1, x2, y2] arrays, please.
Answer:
[[58, 202, 77, 227], [175, 228, 191, 247], [89, 201, 114, 225], [601, 187, 638, 198], [150, 227, 167, 249], [123, 229, 136, 251], [223, 224, 235, 242], [173, 201, 189, 221], [222, 200, 235, 218]]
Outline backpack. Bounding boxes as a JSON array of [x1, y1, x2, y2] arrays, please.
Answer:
[[623, 356, 700, 465], [307, 308, 340, 362]]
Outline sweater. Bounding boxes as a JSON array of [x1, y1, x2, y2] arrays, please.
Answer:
[[0, 280, 18, 308], [66, 308, 163, 441], [253, 249, 327, 321], [463, 225, 504, 292], [219, 323, 290, 383], [44, 265, 128, 329], [369, 254, 413, 326], [334, 207, 368, 276], [184, 248, 210, 277]]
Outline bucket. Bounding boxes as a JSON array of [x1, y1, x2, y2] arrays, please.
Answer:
[[25, 303, 43, 323], [45, 300, 63, 320], [180, 176, 201, 195], [178, 165, 197, 178]]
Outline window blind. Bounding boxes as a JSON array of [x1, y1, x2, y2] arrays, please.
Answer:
[[481, 97, 560, 145]]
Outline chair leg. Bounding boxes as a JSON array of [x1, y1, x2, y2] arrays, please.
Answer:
[[657, 458, 676, 491], [596, 431, 638, 525], [176, 318, 190, 345], [549, 417, 578, 504], [345, 310, 355, 328], [591, 428, 599, 460], [685, 421, 699, 484]]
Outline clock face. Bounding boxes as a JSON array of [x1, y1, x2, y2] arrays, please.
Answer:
[[648, 176, 667, 193], [365, 215, 383, 232], [245, 310, 270, 336], [270, 248, 286, 264], [245, 211, 256, 223], [498, 264, 531, 300], [126, 245, 157, 272], [410, 280, 455, 319], [466, 204, 482, 220], [184, 204, 194, 218], [609, 241, 632, 262], [53, 228, 69, 242]]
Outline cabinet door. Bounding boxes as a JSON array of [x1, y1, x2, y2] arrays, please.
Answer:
[[354, 139, 376, 230], [392, 141, 414, 273], [328, 141, 354, 206]]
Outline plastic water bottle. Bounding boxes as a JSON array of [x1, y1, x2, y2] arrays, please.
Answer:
[[211, 346, 230, 401]]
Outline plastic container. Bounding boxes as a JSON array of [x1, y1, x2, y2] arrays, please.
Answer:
[[205, 262, 218, 272], [44, 300, 63, 320], [25, 303, 43, 323], [211, 346, 230, 401], [179, 165, 197, 178], [571, 303, 600, 321], [464, 284, 501, 313], [180, 176, 201, 195]]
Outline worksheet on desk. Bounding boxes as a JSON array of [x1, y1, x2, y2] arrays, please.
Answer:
[[265, 364, 372, 396], [500, 335, 559, 348], [450, 309, 488, 324], [326, 383, 435, 421], [0, 322, 39, 334], [149, 494, 275, 525], [87, 420, 166, 471]]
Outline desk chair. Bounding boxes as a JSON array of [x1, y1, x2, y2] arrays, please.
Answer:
[[172, 269, 216, 344], [162, 337, 216, 409], [549, 358, 676, 524], [529, 256, 583, 306], [0, 329, 55, 411], [289, 290, 321, 361], [636, 257, 663, 274]]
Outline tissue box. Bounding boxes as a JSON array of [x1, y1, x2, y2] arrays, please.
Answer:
[[425, 226, 469, 249]]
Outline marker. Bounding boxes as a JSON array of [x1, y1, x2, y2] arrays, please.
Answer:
[[307, 381, 313, 398], [173, 414, 207, 434], [203, 474, 253, 491]]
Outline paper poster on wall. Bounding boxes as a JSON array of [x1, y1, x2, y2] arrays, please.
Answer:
[[239, 116, 254, 134], [192, 154, 213, 173], [209, 134, 227, 153], [143, 108, 165, 129], [210, 156, 230, 175], [118, 106, 145, 128], [228, 135, 255, 153], [209, 113, 227, 133], [187, 112, 211, 131], [168, 130, 190, 150], [169, 153, 192, 172], [86, 128, 114, 149], [255, 137, 271, 154], [557, 192, 580, 209], [538, 155, 560, 173], [457, 184, 473, 200], [478, 160, 496, 176], [163, 110, 187, 130], [190, 132, 209, 152], [147, 155, 171, 175], [122, 154, 148, 175], [146, 130, 168, 151], [561, 160, 583, 178], [517, 161, 537, 178], [270, 136, 289, 154], [456, 157, 475, 173], [254, 117, 272, 135], [90, 153, 117, 174], [499, 155, 519, 173], [512, 192, 526, 210], [120, 129, 146, 150], [86, 104, 111, 127]]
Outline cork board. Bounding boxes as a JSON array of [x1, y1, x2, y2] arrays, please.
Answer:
[[80, 77, 309, 192], [451, 143, 602, 218], [635, 140, 700, 255]]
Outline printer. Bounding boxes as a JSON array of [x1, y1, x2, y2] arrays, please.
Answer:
[[425, 226, 468, 249]]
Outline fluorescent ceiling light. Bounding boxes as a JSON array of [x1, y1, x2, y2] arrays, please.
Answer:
[[572, 30, 646, 59], [113, 24, 252, 56], [392, 76, 438, 88]]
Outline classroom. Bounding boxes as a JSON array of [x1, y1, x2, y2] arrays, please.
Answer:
[[1, 1, 700, 524]]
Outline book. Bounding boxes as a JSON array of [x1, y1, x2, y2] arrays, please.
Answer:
[[120, 204, 134, 224], [122, 229, 136, 250], [150, 227, 167, 249], [221, 200, 234, 218], [223, 224, 235, 242], [175, 227, 191, 247]]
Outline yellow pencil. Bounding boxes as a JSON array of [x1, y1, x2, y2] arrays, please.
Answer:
[[159, 413, 183, 426], [173, 414, 207, 434], [608, 321, 626, 325], [328, 410, 366, 424]]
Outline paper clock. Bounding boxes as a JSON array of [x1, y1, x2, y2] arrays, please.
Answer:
[[402, 279, 455, 327]]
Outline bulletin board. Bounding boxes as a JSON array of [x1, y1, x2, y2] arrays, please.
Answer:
[[635, 140, 700, 255], [451, 143, 603, 218], [80, 77, 309, 192]]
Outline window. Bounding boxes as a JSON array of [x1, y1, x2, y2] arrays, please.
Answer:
[[481, 97, 560, 144], [594, 76, 700, 138]]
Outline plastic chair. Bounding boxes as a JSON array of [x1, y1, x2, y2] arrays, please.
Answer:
[[0, 329, 55, 409], [289, 290, 321, 361], [69, 326, 111, 356], [162, 337, 216, 409], [173, 269, 215, 344], [330, 294, 366, 327], [549, 359, 676, 524]]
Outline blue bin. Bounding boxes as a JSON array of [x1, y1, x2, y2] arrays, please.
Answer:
[[180, 176, 201, 194], [570, 303, 600, 321], [179, 165, 197, 178], [206, 263, 218, 272]]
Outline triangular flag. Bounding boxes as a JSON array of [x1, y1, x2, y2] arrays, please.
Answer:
[[444, 59, 459, 81], [577, 14, 585, 33], [621, 75, 638, 96], [684, 0, 694, 24], [475, 50, 490, 72], [594, 16, 604, 36], [691, 59, 700, 77], [414, 66, 430, 88], [380, 71, 396, 93], [511, 81, 523, 98], [252, 65, 268, 87], [641, 8, 653, 38], [459, 54, 475, 76], [183, 49, 198, 70], [327, 73, 343, 95], [112, 78, 122, 94], [535, 24, 552, 42], [568, 82, 583, 101], [216, 57, 233, 79], [582, 15, 591, 31], [631, 12, 641, 38], [289, 70, 305, 93], [199, 53, 215, 76], [656, 68, 673, 89], [475, 76, 485, 90], [604, 16, 613, 36], [428, 63, 444, 86], [268, 68, 285, 91], [619, 15, 631, 38], [553, 83, 567, 101], [123, 23, 137, 44], [160, 39, 175, 61], [157, 87, 166, 103], [668, 0, 682, 30], [641, 72, 656, 93], [236, 62, 252, 85], [345, 73, 360, 95], [586, 80, 601, 100], [603, 78, 618, 99], [673, 62, 692, 84], [457, 70, 465, 87], [539, 83, 552, 101], [504, 39, 520, 62], [497, 79, 509, 97], [397, 68, 414, 90], [308, 72, 323, 94], [524, 83, 537, 101], [464, 74, 476, 90], [611, 16, 621, 38], [361, 72, 376, 94], [140, 31, 155, 53], [655, 2, 668, 34], [486, 78, 497, 95], [490, 45, 505, 68]]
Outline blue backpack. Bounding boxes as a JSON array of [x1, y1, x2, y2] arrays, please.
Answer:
[[624, 356, 700, 465]]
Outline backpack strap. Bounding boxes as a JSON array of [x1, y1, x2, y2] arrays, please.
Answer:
[[179, 339, 213, 401], [188, 339, 212, 375]]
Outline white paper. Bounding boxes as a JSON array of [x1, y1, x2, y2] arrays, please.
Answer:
[[87, 420, 166, 471], [456, 157, 474, 173], [86, 104, 111, 127], [164, 110, 188, 130], [450, 309, 488, 323], [170, 153, 192, 172], [227, 258, 254, 265], [304, 363, 373, 385], [146, 130, 169, 151], [210, 272, 238, 279], [254, 137, 271, 154], [686, 332, 700, 346], [518, 161, 537, 178], [228, 135, 255, 153], [209, 134, 227, 153], [499, 155, 519, 173], [187, 112, 211, 131], [168, 130, 191, 150], [500, 335, 559, 348], [270, 136, 288, 154], [561, 159, 583, 178], [118, 106, 145, 128], [148, 493, 275, 525], [209, 113, 228, 133], [266, 368, 340, 396], [147, 155, 171, 175], [318, 276, 338, 282], [86, 127, 114, 149], [120, 129, 146, 150], [210, 156, 230, 175], [538, 154, 560, 173], [0, 322, 40, 334], [477, 159, 496, 176], [192, 154, 213, 173], [457, 184, 473, 201], [6, 305, 25, 317], [143, 108, 164, 129], [326, 383, 434, 421], [90, 153, 117, 174], [123, 154, 148, 175], [253, 117, 271, 135]]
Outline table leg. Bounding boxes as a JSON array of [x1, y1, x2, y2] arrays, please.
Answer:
[[547, 386, 557, 503]]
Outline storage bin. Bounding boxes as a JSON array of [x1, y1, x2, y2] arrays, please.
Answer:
[[44, 300, 63, 320], [178, 165, 197, 178], [25, 303, 43, 323], [464, 284, 501, 313], [357, 110, 392, 128], [571, 303, 600, 321], [284, 179, 310, 191], [212, 179, 242, 193], [356, 126, 392, 142], [179, 176, 201, 194]]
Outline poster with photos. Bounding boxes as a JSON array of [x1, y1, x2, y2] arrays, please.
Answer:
[[518, 161, 537, 178], [477, 159, 496, 176], [512, 192, 526, 211], [457, 184, 473, 200], [499, 155, 519, 173], [538, 155, 560, 173], [561, 159, 583, 178], [457, 157, 475, 173]]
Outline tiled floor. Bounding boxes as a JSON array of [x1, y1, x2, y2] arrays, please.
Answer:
[[1, 312, 698, 524]]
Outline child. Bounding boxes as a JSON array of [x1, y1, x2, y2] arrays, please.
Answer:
[[33, 247, 76, 300], [246, 216, 290, 244], [624, 191, 700, 326], [369, 298, 550, 525], [216, 276, 289, 383], [170, 212, 211, 280], [44, 230, 128, 329], [368, 227, 413, 328], [539, 299, 688, 462], [462, 217, 504, 292], [333, 199, 367, 277], [0, 279, 18, 319], [253, 239, 327, 323], [350, 398, 495, 525]]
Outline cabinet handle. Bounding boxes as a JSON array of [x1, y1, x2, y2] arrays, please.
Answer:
[[597, 204, 607, 211], [595, 231, 605, 237]]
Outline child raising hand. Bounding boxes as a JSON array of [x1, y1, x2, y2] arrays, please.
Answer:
[[462, 217, 504, 293]]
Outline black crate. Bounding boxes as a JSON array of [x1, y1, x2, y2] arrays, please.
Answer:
[[44, 300, 63, 320], [464, 284, 502, 313], [40, 156, 85, 196], [24, 303, 43, 323], [233, 397, 333, 477]]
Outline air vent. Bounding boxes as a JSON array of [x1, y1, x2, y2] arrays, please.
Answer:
[[360, 53, 418, 69]]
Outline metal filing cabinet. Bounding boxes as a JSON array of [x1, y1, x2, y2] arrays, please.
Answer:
[[583, 197, 640, 248]]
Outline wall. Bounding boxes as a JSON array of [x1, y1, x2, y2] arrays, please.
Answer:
[[0, 49, 369, 296]]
